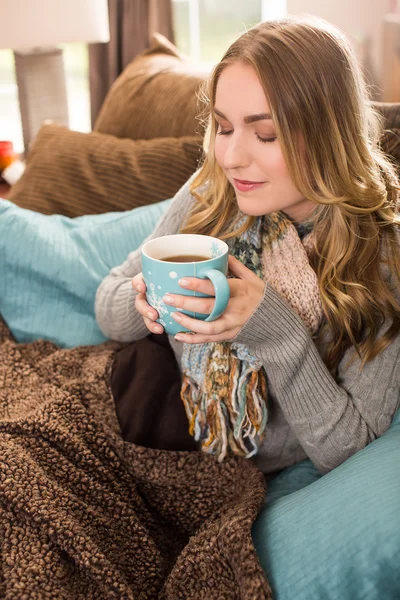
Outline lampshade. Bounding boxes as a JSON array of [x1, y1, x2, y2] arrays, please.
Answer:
[[0, 0, 110, 51]]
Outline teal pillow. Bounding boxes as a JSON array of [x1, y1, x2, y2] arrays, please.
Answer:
[[0, 198, 172, 346], [253, 412, 400, 599]]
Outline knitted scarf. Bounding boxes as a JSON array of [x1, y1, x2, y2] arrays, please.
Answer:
[[180, 212, 324, 462]]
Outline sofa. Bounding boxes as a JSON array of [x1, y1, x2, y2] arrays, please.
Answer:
[[1, 33, 400, 600]]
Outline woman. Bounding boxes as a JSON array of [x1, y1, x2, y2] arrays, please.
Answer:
[[95, 16, 400, 476]]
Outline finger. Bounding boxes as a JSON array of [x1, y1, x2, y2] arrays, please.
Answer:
[[174, 328, 239, 344], [163, 293, 215, 315], [135, 293, 159, 321], [170, 311, 229, 336], [228, 255, 260, 282], [178, 277, 216, 296], [132, 272, 146, 293], [144, 317, 164, 334], [179, 275, 240, 299]]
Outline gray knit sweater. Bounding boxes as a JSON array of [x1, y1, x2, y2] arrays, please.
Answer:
[[95, 174, 400, 474]]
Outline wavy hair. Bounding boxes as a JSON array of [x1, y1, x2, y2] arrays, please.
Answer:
[[181, 15, 400, 372]]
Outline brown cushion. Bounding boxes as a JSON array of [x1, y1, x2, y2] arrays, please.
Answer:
[[7, 123, 203, 217], [111, 333, 198, 452], [373, 102, 400, 171], [373, 102, 400, 131], [94, 33, 208, 141], [380, 128, 400, 170]]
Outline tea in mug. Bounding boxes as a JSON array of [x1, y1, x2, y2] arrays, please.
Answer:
[[161, 255, 210, 262]]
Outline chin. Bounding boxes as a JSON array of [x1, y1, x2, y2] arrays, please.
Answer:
[[235, 195, 275, 217]]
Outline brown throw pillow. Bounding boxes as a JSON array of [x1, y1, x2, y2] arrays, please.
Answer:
[[94, 33, 208, 141], [111, 333, 198, 452], [7, 123, 203, 217]]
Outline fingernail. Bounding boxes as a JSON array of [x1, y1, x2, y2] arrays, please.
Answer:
[[175, 334, 184, 341], [172, 312, 182, 322], [154, 325, 163, 333], [163, 294, 175, 304], [179, 278, 190, 287], [136, 285, 142, 292], [147, 311, 154, 319]]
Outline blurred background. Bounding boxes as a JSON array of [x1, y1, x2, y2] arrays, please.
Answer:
[[1, 0, 399, 154]]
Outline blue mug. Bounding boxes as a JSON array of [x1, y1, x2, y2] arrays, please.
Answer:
[[141, 234, 230, 335]]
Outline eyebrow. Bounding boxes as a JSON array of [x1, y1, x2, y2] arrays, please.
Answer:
[[214, 108, 272, 123]]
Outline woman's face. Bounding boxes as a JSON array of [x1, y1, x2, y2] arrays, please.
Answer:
[[214, 62, 315, 222]]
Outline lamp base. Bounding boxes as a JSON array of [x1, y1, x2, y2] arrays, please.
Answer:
[[14, 47, 69, 153]]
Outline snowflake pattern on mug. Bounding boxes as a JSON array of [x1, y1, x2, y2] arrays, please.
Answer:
[[211, 241, 223, 258], [147, 283, 169, 319]]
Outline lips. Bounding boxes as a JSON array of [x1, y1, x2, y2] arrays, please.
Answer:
[[233, 178, 266, 192]]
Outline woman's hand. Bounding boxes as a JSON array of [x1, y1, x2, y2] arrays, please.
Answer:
[[132, 273, 164, 335], [163, 255, 265, 344]]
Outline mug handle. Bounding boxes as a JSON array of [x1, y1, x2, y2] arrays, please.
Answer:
[[202, 268, 230, 322]]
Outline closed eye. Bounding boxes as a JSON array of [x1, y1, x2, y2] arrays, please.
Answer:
[[256, 134, 277, 143], [217, 129, 232, 136], [217, 129, 277, 144]]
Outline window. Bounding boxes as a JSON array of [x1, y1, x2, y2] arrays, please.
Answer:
[[61, 43, 91, 137], [0, 43, 90, 154], [172, 0, 287, 66], [0, 49, 22, 153]]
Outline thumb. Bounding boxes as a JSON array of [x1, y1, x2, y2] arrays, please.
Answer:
[[228, 255, 259, 281]]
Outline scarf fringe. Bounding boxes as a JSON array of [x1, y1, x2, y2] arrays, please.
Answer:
[[181, 361, 268, 462]]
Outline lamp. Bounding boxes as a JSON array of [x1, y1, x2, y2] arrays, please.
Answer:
[[0, 0, 110, 153]]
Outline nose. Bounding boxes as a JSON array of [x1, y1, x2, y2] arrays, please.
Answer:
[[222, 132, 251, 171]]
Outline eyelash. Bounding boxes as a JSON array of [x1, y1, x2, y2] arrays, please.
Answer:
[[217, 130, 277, 144]]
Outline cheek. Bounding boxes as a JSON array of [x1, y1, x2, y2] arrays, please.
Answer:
[[214, 136, 226, 168], [261, 145, 298, 189], [259, 144, 287, 175], [269, 148, 304, 201]]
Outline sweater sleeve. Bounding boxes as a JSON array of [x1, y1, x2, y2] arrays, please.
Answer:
[[95, 173, 197, 342], [233, 283, 400, 473]]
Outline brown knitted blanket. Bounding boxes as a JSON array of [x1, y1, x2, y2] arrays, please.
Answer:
[[0, 316, 271, 599]]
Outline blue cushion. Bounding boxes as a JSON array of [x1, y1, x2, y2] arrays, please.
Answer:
[[253, 412, 400, 599], [0, 198, 172, 347]]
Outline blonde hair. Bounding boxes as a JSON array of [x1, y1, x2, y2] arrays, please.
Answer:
[[181, 15, 400, 372]]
